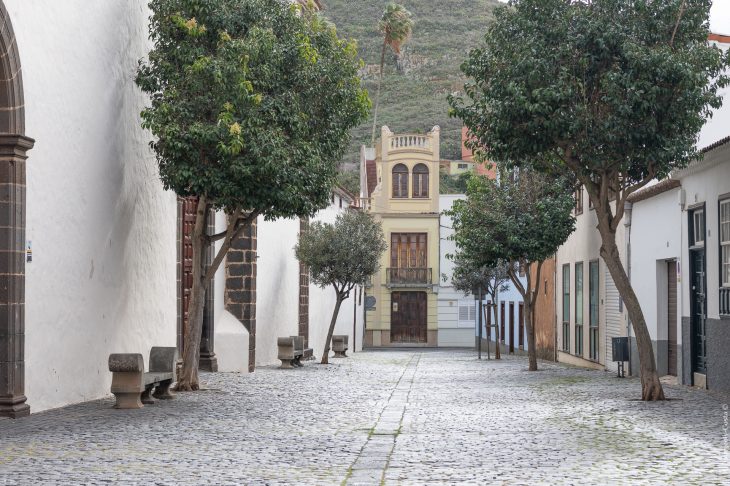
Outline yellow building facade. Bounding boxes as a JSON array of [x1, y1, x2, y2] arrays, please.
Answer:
[[361, 126, 441, 347]]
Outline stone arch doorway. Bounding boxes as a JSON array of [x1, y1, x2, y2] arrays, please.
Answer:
[[0, 1, 34, 419]]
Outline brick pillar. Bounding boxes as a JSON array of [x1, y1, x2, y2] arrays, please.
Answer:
[[199, 211, 217, 371], [0, 134, 33, 419], [225, 220, 257, 372], [298, 218, 310, 346]]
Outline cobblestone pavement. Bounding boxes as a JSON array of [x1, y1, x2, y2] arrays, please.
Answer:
[[1, 350, 729, 485]]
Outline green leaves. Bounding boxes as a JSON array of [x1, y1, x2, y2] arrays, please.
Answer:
[[137, 0, 370, 217], [295, 210, 387, 293], [447, 171, 575, 272], [449, 0, 729, 187]]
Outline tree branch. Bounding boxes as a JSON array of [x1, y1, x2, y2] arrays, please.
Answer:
[[670, 0, 687, 47]]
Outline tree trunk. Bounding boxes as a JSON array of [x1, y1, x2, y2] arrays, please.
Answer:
[[597, 223, 665, 401], [178, 196, 209, 391], [493, 294, 501, 360], [177, 201, 252, 391], [524, 261, 543, 371], [321, 293, 345, 364], [370, 39, 388, 146], [524, 301, 538, 371]]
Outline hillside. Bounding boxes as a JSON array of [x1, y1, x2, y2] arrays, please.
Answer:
[[323, 0, 501, 175]]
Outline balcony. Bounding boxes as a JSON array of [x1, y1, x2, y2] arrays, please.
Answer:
[[386, 267, 432, 287], [721, 287, 730, 316]]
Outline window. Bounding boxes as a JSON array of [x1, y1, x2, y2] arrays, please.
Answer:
[[575, 187, 583, 215], [390, 233, 427, 268], [589, 260, 599, 361], [720, 200, 729, 287], [458, 300, 476, 329], [458, 163, 468, 169], [392, 164, 408, 198], [691, 208, 705, 246], [562, 264, 570, 352], [575, 262, 584, 357], [412, 164, 429, 198]]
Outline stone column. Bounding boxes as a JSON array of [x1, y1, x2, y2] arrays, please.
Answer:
[[0, 134, 33, 419], [225, 220, 257, 372], [298, 218, 310, 347], [199, 212, 217, 371]]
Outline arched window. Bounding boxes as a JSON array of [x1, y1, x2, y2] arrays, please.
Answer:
[[392, 163, 408, 198], [412, 163, 429, 198]]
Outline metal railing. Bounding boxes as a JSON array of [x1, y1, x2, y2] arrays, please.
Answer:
[[386, 267, 432, 286]]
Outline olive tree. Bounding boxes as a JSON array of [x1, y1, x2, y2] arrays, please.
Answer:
[[449, 0, 729, 400], [295, 210, 386, 364], [448, 172, 575, 371], [136, 0, 369, 389]]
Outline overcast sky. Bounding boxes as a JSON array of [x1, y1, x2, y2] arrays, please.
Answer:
[[710, 0, 730, 34]]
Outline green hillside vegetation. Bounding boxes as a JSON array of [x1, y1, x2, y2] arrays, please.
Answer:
[[324, 0, 501, 177]]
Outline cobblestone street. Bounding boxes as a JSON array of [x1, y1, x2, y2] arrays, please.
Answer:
[[1, 349, 729, 485]]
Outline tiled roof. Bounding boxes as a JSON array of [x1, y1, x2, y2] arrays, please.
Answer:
[[627, 179, 680, 204], [700, 134, 730, 153]]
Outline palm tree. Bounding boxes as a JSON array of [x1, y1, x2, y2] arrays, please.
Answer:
[[370, 3, 413, 146]]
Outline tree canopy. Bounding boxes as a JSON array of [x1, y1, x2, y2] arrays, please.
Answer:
[[450, 0, 728, 204], [137, 0, 370, 217], [449, 172, 575, 272], [296, 210, 387, 294]]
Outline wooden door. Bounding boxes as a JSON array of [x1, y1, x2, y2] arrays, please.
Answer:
[[509, 302, 515, 353], [391, 292, 427, 343], [179, 197, 198, 353], [500, 302, 506, 343], [667, 260, 677, 376], [518, 302, 524, 349]]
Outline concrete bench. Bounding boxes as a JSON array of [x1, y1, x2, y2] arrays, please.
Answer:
[[332, 335, 349, 358], [277, 336, 313, 369], [291, 336, 313, 365], [108, 347, 178, 409]]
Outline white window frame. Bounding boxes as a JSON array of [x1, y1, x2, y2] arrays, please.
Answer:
[[721, 199, 730, 287], [693, 209, 705, 246]]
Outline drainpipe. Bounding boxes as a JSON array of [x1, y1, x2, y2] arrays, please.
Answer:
[[624, 201, 633, 375], [553, 255, 557, 362]]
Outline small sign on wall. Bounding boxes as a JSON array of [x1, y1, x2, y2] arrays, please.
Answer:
[[26, 241, 32, 262]]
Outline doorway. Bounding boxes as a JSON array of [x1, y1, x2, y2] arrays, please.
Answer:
[[391, 292, 427, 344], [666, 260, 677, 376], [688, 206, 707, 381]]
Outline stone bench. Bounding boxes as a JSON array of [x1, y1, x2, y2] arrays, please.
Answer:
[[108, 347, 178, 409], [332, 335, 349, 358], [277, 336, 313, 369]]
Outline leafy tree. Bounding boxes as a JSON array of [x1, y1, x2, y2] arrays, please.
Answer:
[[370, 3, 413, 145], [136, 0, 369, 389], [295, 210, 387, 364], [449, 0, 729, 399], [439, 170, 472, 194], [448, 171, 575, 371], [449, 252, 511, 359]]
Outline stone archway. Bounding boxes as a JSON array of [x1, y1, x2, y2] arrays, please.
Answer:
[[0, 1, 34, 419]]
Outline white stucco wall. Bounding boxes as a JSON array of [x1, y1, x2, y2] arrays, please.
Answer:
[[630, 189, 682, 342], [12, 1, 178, 412]]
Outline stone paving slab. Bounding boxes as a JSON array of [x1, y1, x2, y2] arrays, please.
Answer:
[[0, 350, 728, 485]]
